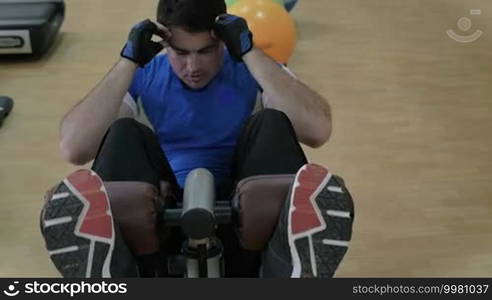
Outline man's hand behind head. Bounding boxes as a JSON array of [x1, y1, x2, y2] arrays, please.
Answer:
[[121, 19, 173, 67], [153, 20, 173, 48], [213, 13, 253, 61]]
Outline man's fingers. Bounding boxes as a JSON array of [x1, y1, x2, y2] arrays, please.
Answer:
[[215, 14, 224, 22], [215, 13, 230, 23], [154, 21, 171, 36], [210, 29, 218, 41], [158, 40, 170, 48], [149, 20, 172, 40]]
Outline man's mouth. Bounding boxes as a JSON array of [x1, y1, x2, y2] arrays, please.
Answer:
[[188, 75, 202, 83]]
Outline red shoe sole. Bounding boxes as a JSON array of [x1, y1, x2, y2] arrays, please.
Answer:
[[41, 169, 115, 277], [288, 164, 354, 277]]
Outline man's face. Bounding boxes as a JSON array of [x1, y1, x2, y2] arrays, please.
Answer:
[[167, 27, 224, 90]]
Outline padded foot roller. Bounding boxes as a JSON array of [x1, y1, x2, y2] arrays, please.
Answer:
[[0, 0, 65, 56], [182, 169, 216, 240], [0, 96, 13, 127]]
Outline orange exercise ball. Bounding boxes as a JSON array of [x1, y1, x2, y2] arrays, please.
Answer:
[[228, 0, 297, 64]]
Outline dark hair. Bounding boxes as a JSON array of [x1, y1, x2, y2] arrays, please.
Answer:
[[157, 0, 226, 32]]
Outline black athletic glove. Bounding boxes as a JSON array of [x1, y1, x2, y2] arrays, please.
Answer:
[[213, 14, 253, 62], [121, 19, 164, 67]]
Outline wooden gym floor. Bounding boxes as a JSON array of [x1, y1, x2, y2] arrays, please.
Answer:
[[0, 0, 491, 277]]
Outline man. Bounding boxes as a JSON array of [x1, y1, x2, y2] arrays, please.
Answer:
[[40, 0, 354, 277]]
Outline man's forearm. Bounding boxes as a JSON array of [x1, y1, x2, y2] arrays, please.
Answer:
[[243, 47, 332, 148], [60, 58, 138, 164]]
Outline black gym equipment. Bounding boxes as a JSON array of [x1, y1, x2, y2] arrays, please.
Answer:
[[0, 96, 13, 127], [0, 0, 65, 56]]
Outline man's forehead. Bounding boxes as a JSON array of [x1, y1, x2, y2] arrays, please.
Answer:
[[170, 27, 214, 42], [168, 40, 218, 52]]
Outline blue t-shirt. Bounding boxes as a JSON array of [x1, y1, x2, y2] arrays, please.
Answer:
[[128, 50, 260, 187]]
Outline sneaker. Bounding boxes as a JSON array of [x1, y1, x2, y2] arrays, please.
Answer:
[[40, 169, 138, 277], [263, 163, 354, 278], [0, 96, 14, 127]]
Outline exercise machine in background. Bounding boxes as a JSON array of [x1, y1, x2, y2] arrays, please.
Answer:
[[0, 0, 65, 57]]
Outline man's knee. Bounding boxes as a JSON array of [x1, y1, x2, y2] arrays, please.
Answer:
[[252, 108, 291, 125], [106, 118, 153, 140], [99, 118, 146, 150], [109, 117, 140, 133]]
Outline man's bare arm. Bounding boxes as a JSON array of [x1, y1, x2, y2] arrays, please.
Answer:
[[59, 58, 138, 164], [60, 20, 171, 165], [213, 15, 332, 148], [243, 47, 332, 148]]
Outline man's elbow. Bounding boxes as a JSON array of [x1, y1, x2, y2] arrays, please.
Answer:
[[307, 125, 332, 148], [307, 105, 332, 148], [59, 139, 91, 165]]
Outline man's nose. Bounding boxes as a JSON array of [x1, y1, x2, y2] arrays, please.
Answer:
[[186, 54, 199, 72]]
